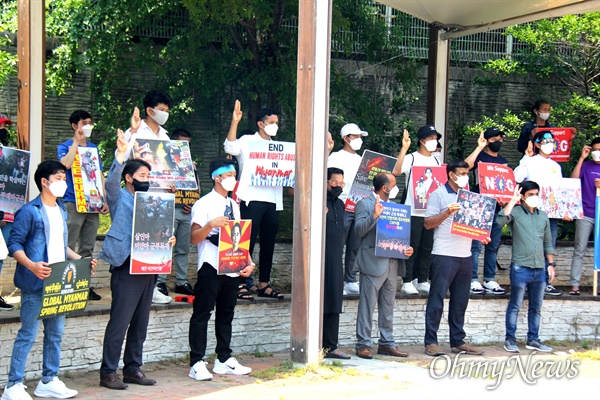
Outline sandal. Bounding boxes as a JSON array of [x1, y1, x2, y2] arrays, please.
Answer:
[[569, 288, 580, 296], [257, 284, 284, 299], [237, 285, 254, 300], [247, 285, 258, 295]]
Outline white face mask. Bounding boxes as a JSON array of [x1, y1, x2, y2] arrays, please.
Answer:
[[48, 180, 68, 198], [453, 174, 469, 188], [349, 137, 363, 151], [537, 112, 550, 121], [220, 176, 237, 192], [592, 151, 600, 162], [540, 143, 554, 155], [263, 123, 278, 137], [81, 124, 93, 138], [424, 139, 438, 152], [524, 195, 540, 208], [388, 185, 399, 199], [151, 108, 169, 126]]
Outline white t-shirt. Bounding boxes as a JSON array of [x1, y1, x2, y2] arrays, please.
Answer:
[[123, 119, 170, 161], [514, 154, 562, 185], [327, 149, 362, 203], [44, 204, 66, 264], [400, 151, 441, 217], [191, 189, 241, 277]]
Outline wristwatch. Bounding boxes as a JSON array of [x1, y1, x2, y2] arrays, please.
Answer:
[[548, 262, 556, 267]]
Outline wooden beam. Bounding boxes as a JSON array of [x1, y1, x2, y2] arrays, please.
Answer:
[[291, 0, 332, 364]]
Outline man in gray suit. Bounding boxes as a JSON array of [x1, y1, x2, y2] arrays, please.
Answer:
[[355, 172, 413, 359]]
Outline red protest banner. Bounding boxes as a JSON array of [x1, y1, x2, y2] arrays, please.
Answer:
[[545, 127, 574, 163], [477, 162, 516, 203], [411, 165, 446, 210]]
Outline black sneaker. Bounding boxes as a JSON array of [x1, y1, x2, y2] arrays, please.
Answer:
[[175, 283, 194, 296], [89, 288, 102, 301], [0, 295, 15, 311], [156, 282, 169, 296], [545, 285, 562, 296]]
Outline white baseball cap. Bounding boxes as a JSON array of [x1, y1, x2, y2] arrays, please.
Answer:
[[340, 123, 368, 137]]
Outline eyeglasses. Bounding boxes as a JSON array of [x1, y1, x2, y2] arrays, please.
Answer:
[[327, 180, 345, 187]]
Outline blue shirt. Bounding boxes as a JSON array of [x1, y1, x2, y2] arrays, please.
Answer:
[[57, 139, 103, 203]]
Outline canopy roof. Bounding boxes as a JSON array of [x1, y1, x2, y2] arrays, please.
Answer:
[[378, 0, 600, 38]]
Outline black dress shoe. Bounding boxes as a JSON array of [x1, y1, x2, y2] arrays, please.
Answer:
[[123, 370, 157, 386], [100, 373, 128, 390], [156, 282, 169, 296], [175, 283, 195, 296], [89, 288, 102, 301]]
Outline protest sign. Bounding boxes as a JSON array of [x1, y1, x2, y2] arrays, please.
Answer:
[[411, 165, 446, 210], [217, 219, 252, 275], [39, 259, 91, 319], [130, 192, 175, 274], [375, 202, 411, 259], [477, 162, 516, 203], [133, 139, 198, 190], [545, 127, 574, 163], [539, 178, 584, 219], [239, 140, 296, 188], [0, 146, 30, 213], [345, 150, 397, 212], [450, 189, 497, 241], [73, 147, 105, 212]]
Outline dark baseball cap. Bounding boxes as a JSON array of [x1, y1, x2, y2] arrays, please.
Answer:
[[484, 127, 505, 140], [417, 125, 442, 140]]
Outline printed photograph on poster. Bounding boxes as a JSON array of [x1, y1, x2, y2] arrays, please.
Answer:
[[0, 146, 30, 213], [239, 141, 296, 188], [450, 189, 497, 241], [73, 147, 105, 213], [411, 165, 446, 210], [544, 128, 574, 163], [539, 178, 584, 219], [217, 219, 252, 275], [375, 202, 411, 259], [133, 139, 198, 190], [345, 150, 397, 212], [477, 162, 516, 203], [39, 259, 91, 319], [130, 192, 175, 274]]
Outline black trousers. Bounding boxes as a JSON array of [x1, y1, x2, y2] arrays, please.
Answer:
[[322, 312, 340, 352], [240, 200, 279, 284], [100, 259, 156, 378], [424, 255, 471, 348], [405, 216, 434, 283], [189, 264, 238, 366]]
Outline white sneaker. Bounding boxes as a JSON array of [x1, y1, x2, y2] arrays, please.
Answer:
[[212, 357, 252, 375], [152, 287, 172, 304], [34, 378, 77, 399], [1, 383, 32, 400], [483, 280, 506, 295], [416, 281, 430, 294], [189, 361, 213, 381], [343, 282, 359, 295], [470, 280, 485, 294], [401, 282, 418, 295]]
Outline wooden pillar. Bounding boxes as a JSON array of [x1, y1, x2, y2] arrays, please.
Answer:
[[426, 25, 449, 160], [290, 0, 332, 364], [17, 0, 45, 198]]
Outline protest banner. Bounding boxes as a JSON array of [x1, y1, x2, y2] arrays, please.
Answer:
[[239, 140, 296, 188], [544, 127, 574, 163], [450, 189, 497, 241], [217, 219, 252, 275], [375, 202, 411, 259], [0, 146, 30, 213], [133, 139, 198, 190], [73, 147, 105, 212], [477, 162, 516, 203], [411, 165, 446, 210], [539, 178, 584, 219], [345, 150, 397, 212], [130, 192, 175, 274], [39, 259, 91, 319]]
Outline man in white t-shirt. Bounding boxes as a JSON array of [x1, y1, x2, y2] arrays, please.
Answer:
[[327, 123, 369, 295]]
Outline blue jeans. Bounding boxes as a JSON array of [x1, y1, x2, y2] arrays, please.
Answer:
[[471, 216, 502, 281], [545, 219, 558, 285], [7, 291, 66, 386], [505, 264, 546, 342]]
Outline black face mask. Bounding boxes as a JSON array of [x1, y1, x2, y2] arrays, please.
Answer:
[[488, 141, 502, 153], [132, 178, 150, 192], [0, 128, 8, 142], [329, 186, 343, 198]]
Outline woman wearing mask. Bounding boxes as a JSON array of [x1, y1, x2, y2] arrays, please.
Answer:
[[517, 99, 555, 154]]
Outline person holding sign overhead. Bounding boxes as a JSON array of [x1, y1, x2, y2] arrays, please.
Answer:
[[4, 160, 95, 400]]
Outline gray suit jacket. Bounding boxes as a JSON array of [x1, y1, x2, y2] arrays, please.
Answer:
[[354, 193, 398, 277]]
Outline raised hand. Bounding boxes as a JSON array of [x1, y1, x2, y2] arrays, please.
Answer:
[[116, 129, 128, 154], [525, 141, 535, 157], [510, 186, 522, 204], [477, 131, 486, 149], [374, 194, 384, 219], [401, 129, 411, 150], [581, 145, 591, 160], [130, 107, 141, 133], [232, 100, 242, 123]]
